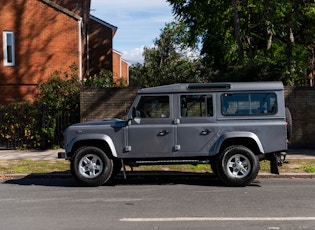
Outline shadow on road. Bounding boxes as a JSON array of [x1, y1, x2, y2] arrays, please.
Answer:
[[3, 171, 261, 187], [3, 171, 77, 187]]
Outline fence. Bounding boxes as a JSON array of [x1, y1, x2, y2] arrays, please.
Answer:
[[0, 104, 79, 149]]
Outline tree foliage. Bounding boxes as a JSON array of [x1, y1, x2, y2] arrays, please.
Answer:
[[130, 22, 206, 87], [84, 69, 117, 87], [167, 0, 315, 85]]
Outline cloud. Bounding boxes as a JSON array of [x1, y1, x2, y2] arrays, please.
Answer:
[[90, 2, 200, 66], [122, 46, 145, 65], [90, 1, 174, 64]]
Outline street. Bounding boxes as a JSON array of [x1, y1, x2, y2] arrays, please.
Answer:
[[1, 174, 315, 229]]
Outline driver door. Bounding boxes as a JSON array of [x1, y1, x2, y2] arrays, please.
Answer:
[[126, 95, 174, 158]]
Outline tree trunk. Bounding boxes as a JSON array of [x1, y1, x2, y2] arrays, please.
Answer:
[[267, 27, 273, 50], [233, 0, 244, 63], [287, 28, 295, 83]]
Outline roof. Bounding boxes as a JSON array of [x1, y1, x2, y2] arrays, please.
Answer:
[[90, 15, 118, 32], [138, 82, 284, 94], [40, 0, 81, 20], [40, 1, 118, 32]]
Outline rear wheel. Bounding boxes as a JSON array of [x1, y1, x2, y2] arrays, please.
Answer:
[[71, 146, 113, 186], [216, 145, 260, 187]]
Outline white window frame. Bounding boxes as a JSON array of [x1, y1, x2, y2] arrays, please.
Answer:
[[3, 31, 15, 66]]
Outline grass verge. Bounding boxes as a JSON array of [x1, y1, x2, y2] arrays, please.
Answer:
[[0, 159, 314, 175], [0, 160, 70, 175]]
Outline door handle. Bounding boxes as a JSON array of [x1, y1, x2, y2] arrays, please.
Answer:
[[201, 129, 211, 135], [158, 130, 170, 136]]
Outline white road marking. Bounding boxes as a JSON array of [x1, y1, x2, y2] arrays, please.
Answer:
[[120, 217, 315, 222]]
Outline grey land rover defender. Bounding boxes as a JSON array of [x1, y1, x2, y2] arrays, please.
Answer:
[[61, 82, 291, 187]]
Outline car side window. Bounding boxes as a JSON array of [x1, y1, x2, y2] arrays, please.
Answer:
[[180, 95, 213, 117], [222, 93, 277, 115], [136, 96, 170, 118]]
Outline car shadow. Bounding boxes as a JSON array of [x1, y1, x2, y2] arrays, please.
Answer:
[[3, 171, 77, 187], [110, 171, 224, 186], [3, 170, 261, 187]]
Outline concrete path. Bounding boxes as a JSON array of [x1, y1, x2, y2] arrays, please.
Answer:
[[0, 149, 62, 160]]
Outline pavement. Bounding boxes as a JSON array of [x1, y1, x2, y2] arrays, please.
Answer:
[[0, 148, 314, 179], [0, 148, 64, 160]]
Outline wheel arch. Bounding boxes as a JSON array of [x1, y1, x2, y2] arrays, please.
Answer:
[[214, 132, 264, 156], [67, 134, 118, 159]]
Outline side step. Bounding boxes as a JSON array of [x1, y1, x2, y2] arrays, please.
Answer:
[[127, 159, 210, 167]]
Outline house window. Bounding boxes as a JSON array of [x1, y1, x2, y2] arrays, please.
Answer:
[[3, 31, 15, 66]]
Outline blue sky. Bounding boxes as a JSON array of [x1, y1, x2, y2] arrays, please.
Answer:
[[90, 0, 174, 64]]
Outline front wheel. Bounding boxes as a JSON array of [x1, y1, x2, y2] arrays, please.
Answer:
[[216, 145, 260, 187], [71, 146, 113, 186]]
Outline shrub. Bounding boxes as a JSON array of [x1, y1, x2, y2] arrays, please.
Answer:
[[0, 65, 117, 149], [83, 69, 116, 87], [0, 101, 42, 149]]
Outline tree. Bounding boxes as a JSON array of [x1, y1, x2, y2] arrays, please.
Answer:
[[167, 0, 315, 85], [129, 22, 205, 87]]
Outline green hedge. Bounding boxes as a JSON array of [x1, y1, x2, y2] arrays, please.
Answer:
[[0, 101, 42, 149], [0, 66, 117, 149], [0, 68, 81, 149]]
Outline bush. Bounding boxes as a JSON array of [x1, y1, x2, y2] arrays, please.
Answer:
[[0, 101, 42, 149], [36, 66, 81, 148], [0, 65, 81, 149], [83, 69, 116, 87], [0, 65, 118, 149]]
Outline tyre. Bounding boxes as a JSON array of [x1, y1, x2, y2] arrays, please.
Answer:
[[71, 146, 113, 186], [285, 107, 293, 141], [216, 145, 260, 187]]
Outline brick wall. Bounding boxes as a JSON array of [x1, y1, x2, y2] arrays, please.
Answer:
[[112, 50, 129, 86], [284, 87, 315, 148], [88, 18, 113, 78], [50, 0, 91, 17], [0, 0, 80, 103], [80, 87, 140, 122], [121, 60, 129, 85], [112, 51, 121, 84], [80, 86, 315, 148]]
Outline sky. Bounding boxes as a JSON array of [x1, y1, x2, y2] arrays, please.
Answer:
[[90, 0, 175, 64]]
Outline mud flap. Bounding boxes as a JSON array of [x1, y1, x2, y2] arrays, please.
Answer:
[[121, 159, 127, 179], [270, 153, 279, 174]]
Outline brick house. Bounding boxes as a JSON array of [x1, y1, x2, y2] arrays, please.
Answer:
[[113, 49, 129, 86], [0, 0, 129, 104]]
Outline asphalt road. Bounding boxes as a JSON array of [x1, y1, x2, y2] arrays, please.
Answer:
[[1, 175, 315, 230]]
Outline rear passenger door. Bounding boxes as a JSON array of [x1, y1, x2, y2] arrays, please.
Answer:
[[176, 94, 218, 155]]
